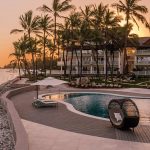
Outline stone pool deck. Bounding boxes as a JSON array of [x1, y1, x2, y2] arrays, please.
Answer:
[[23, 119, 150, 150], [9, 85, 150, 150]]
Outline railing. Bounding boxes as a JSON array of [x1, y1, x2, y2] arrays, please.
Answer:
[[134, 71, 150, 76], [135, 62, 150, 65], [58, 61, 119, 66], [65, 70, 117, 75], [136, 50, 150, 55]]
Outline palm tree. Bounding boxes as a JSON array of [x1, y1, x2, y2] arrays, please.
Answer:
[[38, 14, 53, 77], [38, 0, 74, 74], [68, 10, 81, 80], [91, 3, 108, 78], [10, 35, 32, 79], [18, 35, 32, 78], [79, 5, 93, 82], [58, 19, 71, 77], [10, 10, 40, 80], [112, 0, 149, 74], [9, 42, 22, 80], [103, 8, 122, 83], [46, 39, 55, 75]]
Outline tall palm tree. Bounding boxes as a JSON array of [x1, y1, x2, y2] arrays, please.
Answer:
[[68, 10, 81, 80], [103, 8, 122, 83], [38, 14, 53, 77], [112, 0, 149, 74], [10, 10, 40, 80], [38, 0, 74, 74], [79, 5, 93, 82], [91, 3, 108, 78], [58, 19, 71, 77], [12, 35, 32, 79], [9, 42, 22, 80]]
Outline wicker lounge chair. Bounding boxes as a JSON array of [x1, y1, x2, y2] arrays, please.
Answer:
[[32, 99, 58, 108], [108, 99, 140, 130]]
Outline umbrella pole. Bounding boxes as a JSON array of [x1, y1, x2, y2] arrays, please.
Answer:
[[37, 85, 39, 99]]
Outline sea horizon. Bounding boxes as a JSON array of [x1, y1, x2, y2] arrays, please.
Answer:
[[0, 69, 19, 85]]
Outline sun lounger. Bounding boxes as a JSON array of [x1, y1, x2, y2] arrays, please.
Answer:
[[32, 99, 58, 108]]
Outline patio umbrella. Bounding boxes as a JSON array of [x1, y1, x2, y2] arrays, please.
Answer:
[[32, 77, 68, 98]]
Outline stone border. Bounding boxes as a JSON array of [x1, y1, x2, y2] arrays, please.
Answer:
[[1, 85, 36, 150]]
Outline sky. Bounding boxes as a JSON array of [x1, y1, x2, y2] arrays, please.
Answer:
[[0, 0, 150, 67]]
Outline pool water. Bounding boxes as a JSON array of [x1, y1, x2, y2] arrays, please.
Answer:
[[66, 93, 125, 118], [43, 92, 150, 123], [43, 93, 124, 118]]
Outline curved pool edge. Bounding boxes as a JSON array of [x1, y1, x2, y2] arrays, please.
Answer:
[[61, 101, 109, 121], [39, 93, 109, 121], [39, 91, 150, 122]]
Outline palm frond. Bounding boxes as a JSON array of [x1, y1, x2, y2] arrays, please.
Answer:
[[10, 29, 23, 34], [37, 5, 52, 13]]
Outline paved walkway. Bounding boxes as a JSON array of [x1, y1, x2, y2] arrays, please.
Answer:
[[22, 119, 150, 150], [10, 89, 150, 143]]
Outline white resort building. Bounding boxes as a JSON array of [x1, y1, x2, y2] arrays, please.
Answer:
[[57, 37, 150, 76]]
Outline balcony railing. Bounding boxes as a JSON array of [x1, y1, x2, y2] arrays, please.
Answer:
[[65, 70, 117, 75], [135, 62, 150, 65], [136, 50, 150, 55], [58, 61, 119, 66], [134, 71, 150, 76]]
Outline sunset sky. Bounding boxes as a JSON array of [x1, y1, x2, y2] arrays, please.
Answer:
[[0, 0, 150, 67]]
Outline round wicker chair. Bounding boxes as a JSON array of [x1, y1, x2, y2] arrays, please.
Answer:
[[108, 99, 140, 130]]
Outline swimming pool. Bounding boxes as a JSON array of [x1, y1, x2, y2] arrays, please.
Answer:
[[42, 92, 150, 123]]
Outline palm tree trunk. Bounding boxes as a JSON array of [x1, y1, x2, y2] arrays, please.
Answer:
[[49, 52, 54, 75], [74, 49, 80, 77], [123, 16, 129, 74], [62, 48, 67, 76], [69, 48, 74, 82], [95, 43, 100, 80], [54, 13, 57, 49], [35, 55, 38, 81], [79, 45, 83, 84], [49, 14, 57, 76], [111, 52, 115, 85], [57, 44, 60, 58], [23, 55, 31, 79], [43, 31, 46, 77], [29, 32, 36, 80], [105, 49, 108, 84], [17, 60, 21, 80]]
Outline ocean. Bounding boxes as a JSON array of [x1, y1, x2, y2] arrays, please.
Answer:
[[0, 69, 19, 85]]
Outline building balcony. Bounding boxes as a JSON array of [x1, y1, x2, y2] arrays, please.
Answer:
[[136, 50, 150, 56], [134, 71, 150, 76], [65, 70, 117, 75], [135, 62, 150, 66]]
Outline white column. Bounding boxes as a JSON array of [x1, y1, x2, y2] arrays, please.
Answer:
[[119, 51, 124, 74], [104, 51, 106, 75], [118, 52, 121, 72], [60, 57, 63, 74], [76, 58, 78, 74], [134, 55, 137, 68], [90, 56, 93, 74]]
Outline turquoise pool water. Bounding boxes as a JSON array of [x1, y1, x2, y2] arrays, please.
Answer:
[[66, 93, 126, 118], [43, 93, 124, 118]]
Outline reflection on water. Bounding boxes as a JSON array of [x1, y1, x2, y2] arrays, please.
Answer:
[[43, 93, 150, 124], [65, 94, 116, 118]]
